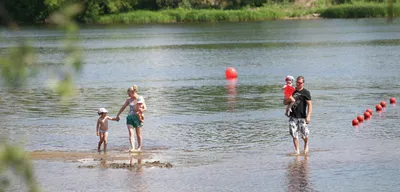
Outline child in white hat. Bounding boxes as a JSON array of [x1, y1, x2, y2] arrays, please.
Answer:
[[96, 108, 118, 152], [282, 75, 295, 117], [135, 96, 145, 125]]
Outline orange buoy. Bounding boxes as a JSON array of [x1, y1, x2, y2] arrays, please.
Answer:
[[366, 109, 373, 116], [376, 104, 382, 111], [390, 97, 396, 104], [380, 101, 387, 108], [364, 111, 371, 119], [357, 115, 364, 123], [352, 119, 359, 126], [225, 67, 237, 79]]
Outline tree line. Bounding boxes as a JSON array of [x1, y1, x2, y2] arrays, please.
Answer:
[[0, 0, 307, 24], [0, 0, 395, 24]]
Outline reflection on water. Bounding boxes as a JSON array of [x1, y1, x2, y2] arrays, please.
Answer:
[[226, 78, 237, 111], [286, 155, 313, 192], [127, 154, 148, 192], [100, 158, 108, 169], [130, 154, 144, 172]]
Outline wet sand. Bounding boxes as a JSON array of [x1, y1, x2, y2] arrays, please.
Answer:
[[27, 149, 173, 170]]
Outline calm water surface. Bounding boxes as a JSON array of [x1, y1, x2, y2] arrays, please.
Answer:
[[1, 18, 400, 192]]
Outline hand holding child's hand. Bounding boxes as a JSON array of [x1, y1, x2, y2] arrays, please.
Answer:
[[116, 116, 120, 122]]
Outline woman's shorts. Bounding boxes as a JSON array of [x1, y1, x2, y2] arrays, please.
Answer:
[[126, 114, 143, 128], [289, 117, 309, 139]]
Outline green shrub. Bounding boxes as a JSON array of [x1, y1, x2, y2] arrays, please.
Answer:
[[98, 8, 285, 24], [320, 3, 400, 18]]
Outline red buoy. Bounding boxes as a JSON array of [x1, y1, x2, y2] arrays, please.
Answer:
[[390, 97, 396, 104], [364, 111, 371, 119], [380, 101, 387, 108], [366, 109, 373, 116], [352, 119, 359, 126], [357, 115, 364, 123], [225, 67, 237, 79], [376, 104, 382, 111]]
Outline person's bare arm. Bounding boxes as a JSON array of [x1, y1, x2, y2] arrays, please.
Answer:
[[107, 116, 118, 121], [306, 100, 312, 124], [96, 119, 100, 136], [116, 98, 129, 120], [142, 100, 147, 112]]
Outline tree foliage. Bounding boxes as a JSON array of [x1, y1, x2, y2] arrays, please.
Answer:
[[2, 0, 395, 24], [0, 4, 84, 191], [0, 0, 308, 24], [1, 0, 46, 24], [0, 142, 40, 192]]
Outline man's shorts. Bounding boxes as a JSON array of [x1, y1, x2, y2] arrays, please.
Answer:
[[289, 117, 309, 139], [126, 114, 143, 128]]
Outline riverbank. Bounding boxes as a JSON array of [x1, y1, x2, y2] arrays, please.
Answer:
[[96, 3, 400, 24], [27, 150, 173, 170], [96, 6, 316, 24]]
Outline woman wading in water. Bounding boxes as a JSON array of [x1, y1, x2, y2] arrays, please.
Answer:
[[116, 85, 147, 152]]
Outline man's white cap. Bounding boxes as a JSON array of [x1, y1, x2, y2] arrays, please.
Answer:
[[98, 108, 108, 114], [137, 96, 144, 104]]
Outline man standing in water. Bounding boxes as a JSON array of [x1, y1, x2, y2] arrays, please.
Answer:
[[284, 76, 312, 155]]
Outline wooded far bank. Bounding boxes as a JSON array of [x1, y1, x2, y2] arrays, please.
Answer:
[[1, 0, 399, 25]]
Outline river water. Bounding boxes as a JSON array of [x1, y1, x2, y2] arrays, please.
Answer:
[[1, 18, 400, 192]]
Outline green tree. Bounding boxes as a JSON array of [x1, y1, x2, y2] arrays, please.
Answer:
[[100, 0, 139, 14], [1, 0, 46, 24]]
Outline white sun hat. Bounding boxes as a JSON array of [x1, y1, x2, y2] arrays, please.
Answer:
[[137, 96, 144, 104], [97, 108, 108, 114], [285, 75, 294, 82]]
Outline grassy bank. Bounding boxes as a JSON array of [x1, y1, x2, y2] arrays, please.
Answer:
[[97, 3, 400, 24], [320, 3, 400, 18], [97, 5, 321, 24]]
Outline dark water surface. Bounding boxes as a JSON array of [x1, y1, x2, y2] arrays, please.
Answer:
[[1, 18, 400, 192]]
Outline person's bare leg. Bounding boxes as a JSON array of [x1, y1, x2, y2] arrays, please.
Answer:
[[285, 105, 289, 117], [285, 103, 292, 117], [98, 140, 102, 152], [127, 126, 135, 151], [303, 136, 309, 154], [104, 132, 109, 152], [98, 134, 104, 152], [286, 98, 295, 117], [136, 127, 142, 151], [293, 137, 300, 154]]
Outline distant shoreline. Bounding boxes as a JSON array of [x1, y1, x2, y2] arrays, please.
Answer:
[[95, 3, 398, 25], [282, 14, 321, 20], [4, 3, 399, 26]]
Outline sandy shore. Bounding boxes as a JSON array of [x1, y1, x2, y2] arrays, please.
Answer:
[[27, 149, 173, 170]]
